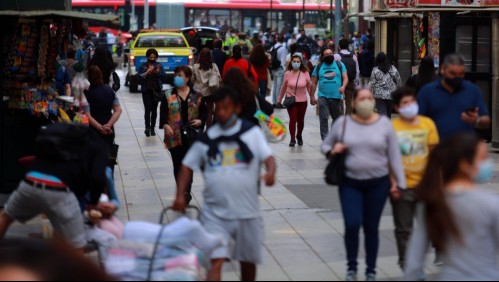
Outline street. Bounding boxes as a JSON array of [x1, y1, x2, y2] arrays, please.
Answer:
[[5, 68, 499, 281]]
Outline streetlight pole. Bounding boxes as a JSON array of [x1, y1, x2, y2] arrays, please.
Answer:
[[270, 0, 273, 32], [302, 0, 305, 29], [144, 0, 149, 29], [334, 0, 342, 49]]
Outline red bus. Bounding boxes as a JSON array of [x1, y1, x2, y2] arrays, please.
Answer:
[[72, 0, 335, 33]]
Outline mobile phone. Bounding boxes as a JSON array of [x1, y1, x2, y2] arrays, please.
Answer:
[[466, 107, 477, 113]]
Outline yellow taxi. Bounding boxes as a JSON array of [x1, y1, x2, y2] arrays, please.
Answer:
[[127, 31, 193, 92]]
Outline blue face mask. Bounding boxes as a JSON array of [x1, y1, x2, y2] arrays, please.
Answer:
[[292, 62, 301, 70], [474, 159, 494, 184], [174, 76, 185, 88]]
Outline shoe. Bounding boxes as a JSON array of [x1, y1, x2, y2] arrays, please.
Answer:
[[185, 192, 193, 205], [345, 271, 357, 281], [297, 136, 303, 146], [151, 129, 156, 136], [289, 140, 296, 147], [144, 128, 151, 137], [434, 253, 444, 267], [366, 273, 376, 282]]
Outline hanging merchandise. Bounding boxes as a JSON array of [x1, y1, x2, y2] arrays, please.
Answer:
[[412, 14, 426, 60], [428, 12, 440, 68]]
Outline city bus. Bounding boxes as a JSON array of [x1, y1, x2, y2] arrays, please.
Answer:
[[72, 0, 335, 34]]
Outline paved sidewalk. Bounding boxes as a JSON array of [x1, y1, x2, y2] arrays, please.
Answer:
[[5, 69, 499, 281]]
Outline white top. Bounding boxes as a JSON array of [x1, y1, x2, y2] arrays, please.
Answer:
[[405, 189, 499, 281], [183, 120, 273, 220]]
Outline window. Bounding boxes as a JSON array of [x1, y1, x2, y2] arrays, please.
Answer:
[[136, 35, 187, 48]]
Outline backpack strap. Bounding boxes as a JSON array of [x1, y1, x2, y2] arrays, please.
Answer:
[[198, 119, 256, 164], [335, 61, 343, 87]]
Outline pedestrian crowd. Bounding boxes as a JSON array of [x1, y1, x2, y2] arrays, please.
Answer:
[[0, 25, 497, 282]]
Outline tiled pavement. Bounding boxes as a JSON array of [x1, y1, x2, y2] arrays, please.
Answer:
[[5, 69, 499, 281]]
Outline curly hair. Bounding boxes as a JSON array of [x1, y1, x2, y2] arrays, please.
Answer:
[[222, 68, 257, 108]]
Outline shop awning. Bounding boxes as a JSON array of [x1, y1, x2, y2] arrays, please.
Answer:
[[350, 7, 499, 18], [0, 10, 119, 22], [348, 11, 416, 18]]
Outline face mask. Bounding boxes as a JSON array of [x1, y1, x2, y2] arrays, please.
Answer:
[[323, 55, 334, 65], [444, 77, 463, 91], [174, 76, 185, 88], [231, 33, 236, 37], [474, 159, 494, 184], [399, 103, 419, 119], [148, 59, 156, 64], [355, 99, 375, 118], [221, 113, 238, 129], [292, 62, 301, 70]]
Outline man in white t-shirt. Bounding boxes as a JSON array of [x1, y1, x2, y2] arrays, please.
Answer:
[[173, 87, 277, 281]]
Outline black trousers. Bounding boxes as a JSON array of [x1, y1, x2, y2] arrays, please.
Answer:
[[169, 145, 193, 194], [142, 91, 159, 129]]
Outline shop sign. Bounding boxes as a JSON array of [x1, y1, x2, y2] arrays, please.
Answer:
[[442, 0, 480, 6], [384, 0, 416, 8], [416, 0, 441, 5], [481, 0, 499, 6]]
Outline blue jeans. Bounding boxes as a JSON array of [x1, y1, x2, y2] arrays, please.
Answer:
[[339, 176, 390, 275], [271, 67, 284, 105]]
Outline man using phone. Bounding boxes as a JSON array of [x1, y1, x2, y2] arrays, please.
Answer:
[[417, 53, 490, 140]]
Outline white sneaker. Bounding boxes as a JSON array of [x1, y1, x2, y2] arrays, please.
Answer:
[[345, 271, 357, 281]]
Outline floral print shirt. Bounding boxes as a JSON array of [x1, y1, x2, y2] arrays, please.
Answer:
[[368, 66, 402, 100]]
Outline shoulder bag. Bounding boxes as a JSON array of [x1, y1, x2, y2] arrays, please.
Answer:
[[282, 71, 301, 108], [324, 116, 348, 185], [254, 96, 287, 143], [208, 64, 220, 88]]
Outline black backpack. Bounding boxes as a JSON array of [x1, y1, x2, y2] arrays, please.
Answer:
[[112, 71, 120, 92], [36, 123, 93, 161], [339, 52, 357, 82], [269, 45, 282, 70]]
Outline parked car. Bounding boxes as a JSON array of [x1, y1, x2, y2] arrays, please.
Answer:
[[126, 31, 193, 93], [180, 27, 220, 51]]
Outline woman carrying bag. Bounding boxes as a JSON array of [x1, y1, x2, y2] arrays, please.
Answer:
[[159, 66, 207, 205], [192, 48, 221, 128], [277, 53, 312, 147], [321, 88, 405, 282]]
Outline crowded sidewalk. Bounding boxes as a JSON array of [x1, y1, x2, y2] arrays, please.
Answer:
[[4, 69, 499, 281]]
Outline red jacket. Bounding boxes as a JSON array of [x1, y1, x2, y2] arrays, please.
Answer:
[[222, 58, 258, 87]]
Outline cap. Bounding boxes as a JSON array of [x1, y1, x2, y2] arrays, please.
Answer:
[[188, 30, 195, 37]]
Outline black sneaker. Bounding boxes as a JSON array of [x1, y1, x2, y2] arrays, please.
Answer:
[[289, 140, 296, 147], [297, 136, 303, 146], [144, 129, 151, 137], [185, 192, 193, 205], [151, 129, 156, 136]]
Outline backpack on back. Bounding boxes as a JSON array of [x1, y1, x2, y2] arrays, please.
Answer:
[[269, 45, 282, 70], [359, 50, 375, 77], [339, 52, 357, 82]]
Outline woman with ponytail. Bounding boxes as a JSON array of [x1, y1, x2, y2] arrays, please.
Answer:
[[404, 133, 499, 281]]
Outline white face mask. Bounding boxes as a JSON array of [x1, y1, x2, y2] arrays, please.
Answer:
[[399, 103, 419, 119], [355, 99, 375, 118]]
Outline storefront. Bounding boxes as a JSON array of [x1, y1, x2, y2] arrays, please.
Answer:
[[0, 10, 117, 201], [360, 1, 499, 145]]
